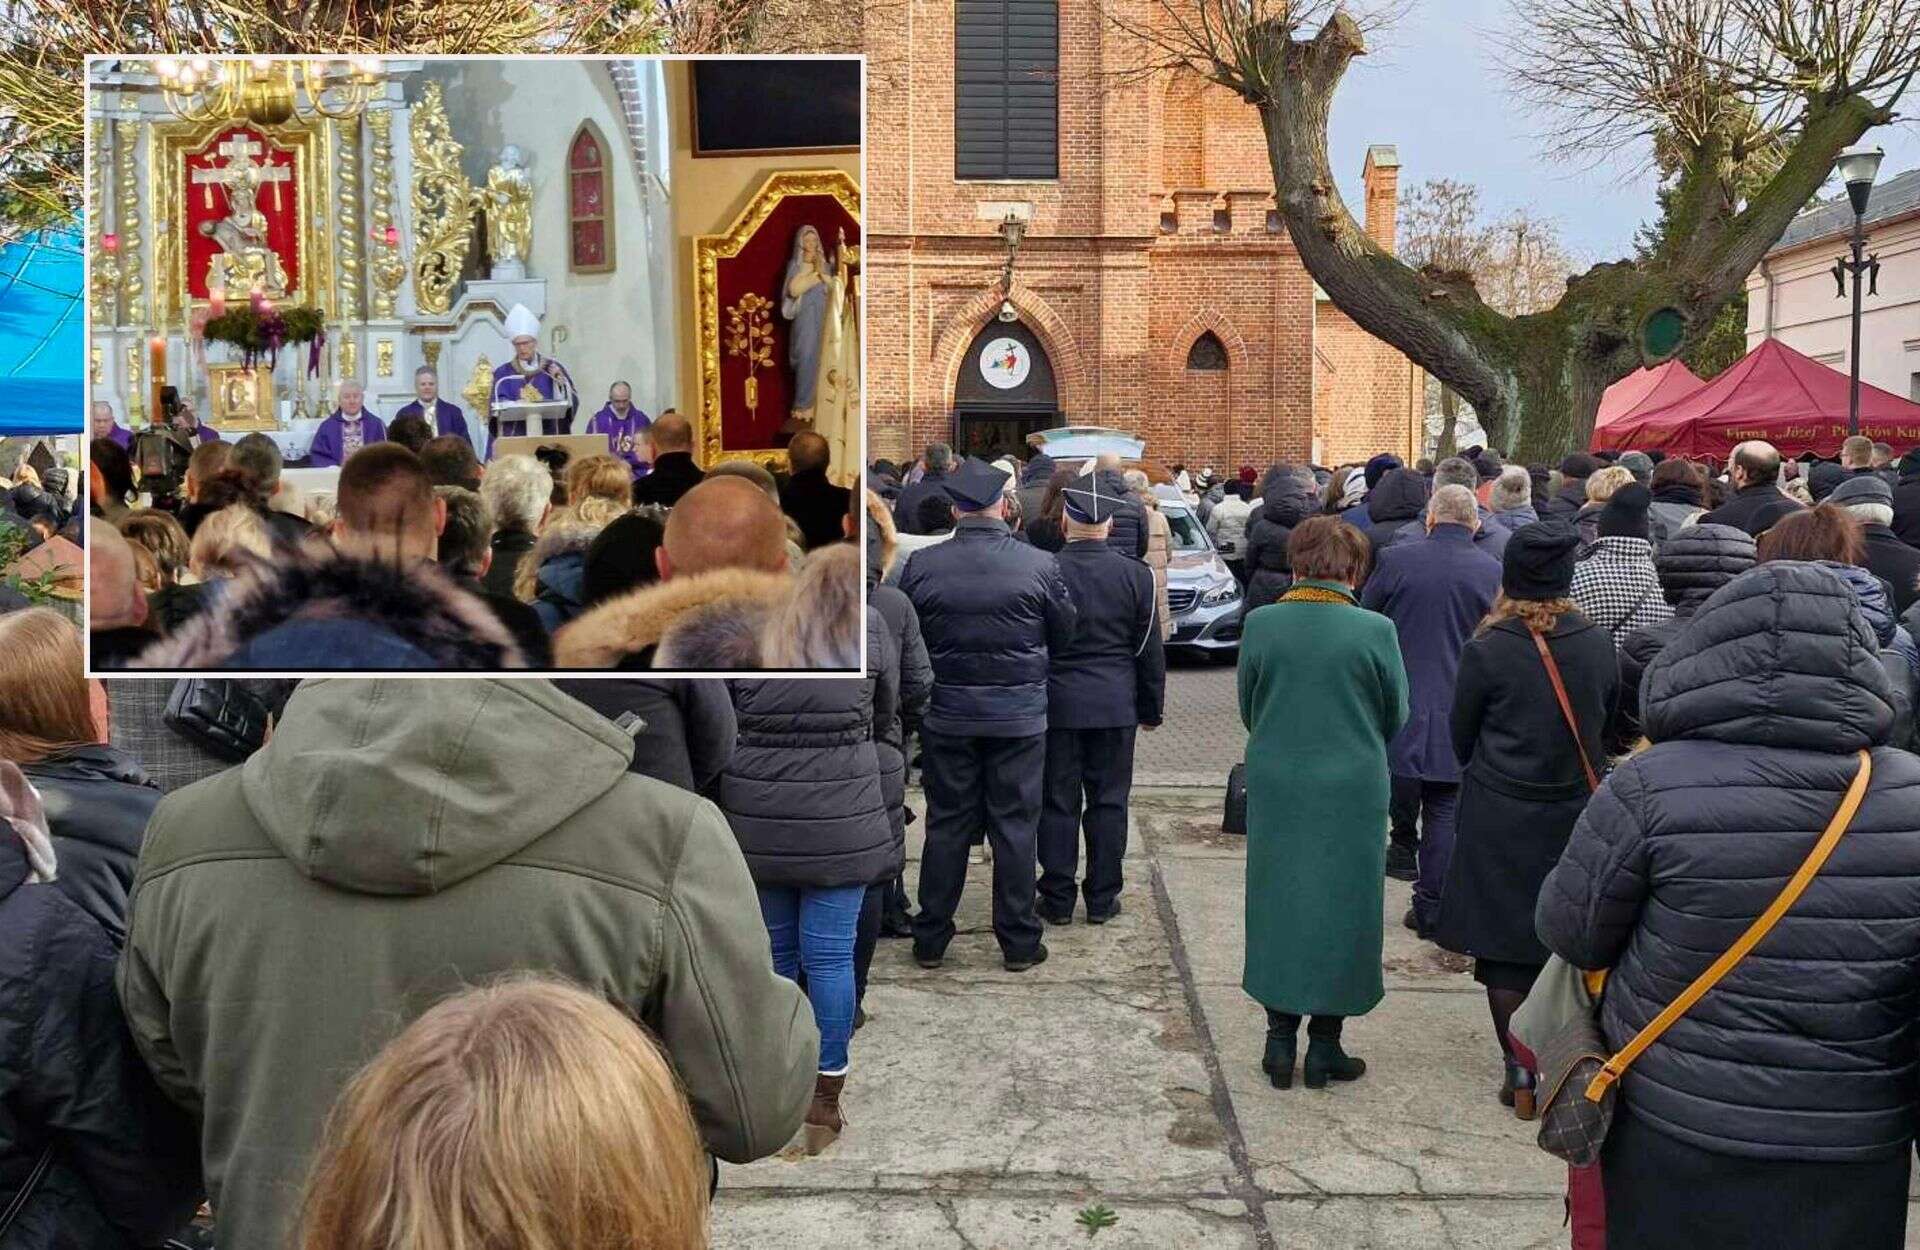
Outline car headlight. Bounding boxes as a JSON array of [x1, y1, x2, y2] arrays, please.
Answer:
[[1200, 577, 1241, 607]]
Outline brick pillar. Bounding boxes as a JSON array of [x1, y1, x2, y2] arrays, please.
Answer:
[[1223, 190, 1270, 235], [1172, 189, 1217, 235], [1362, 145, 1401, 254]]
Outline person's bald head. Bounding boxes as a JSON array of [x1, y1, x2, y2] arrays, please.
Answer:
[[90, 524, 147, 629], [651, 411, 693, 454], [658, 476, 789, 579], [332, 444, 445, 563], [788, 430, 830, 475]]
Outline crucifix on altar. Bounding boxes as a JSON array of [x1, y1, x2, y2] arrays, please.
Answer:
[[192, 131, 294, 301]]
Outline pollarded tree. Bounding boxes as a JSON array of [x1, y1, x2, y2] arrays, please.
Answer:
[[1110, 0, 1920, 457]]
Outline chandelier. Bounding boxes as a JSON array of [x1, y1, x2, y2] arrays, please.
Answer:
[[149, 57, 384, 127]]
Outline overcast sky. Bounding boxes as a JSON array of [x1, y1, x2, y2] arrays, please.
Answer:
[[1322, 0, 1920, 265]]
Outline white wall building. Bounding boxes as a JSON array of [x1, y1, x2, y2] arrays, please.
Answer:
[[1746, 167, 1920, 402]]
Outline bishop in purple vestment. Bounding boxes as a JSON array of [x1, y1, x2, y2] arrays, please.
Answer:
[[488, 303, 577, 447], [585, 382, 651, 478], [393, 365, 472, 445], [308, 380, 387, 468]]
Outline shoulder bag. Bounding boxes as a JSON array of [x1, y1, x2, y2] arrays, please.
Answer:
[[0, 1146, 53, 1237], [1535, 748, 1872, 1166]]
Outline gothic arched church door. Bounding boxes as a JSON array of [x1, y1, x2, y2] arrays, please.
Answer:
[[951, 319, 1060, 461]]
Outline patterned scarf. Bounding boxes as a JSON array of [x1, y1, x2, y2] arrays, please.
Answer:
[[1279, 585, 1355, 606], [0, 762, 56, 883]]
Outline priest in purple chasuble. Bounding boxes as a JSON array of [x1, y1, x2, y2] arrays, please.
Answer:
[[489, 303, 578, 445], [92, 400, 133, 449], [307, 379, 387, 468], [585, 380, 652, 479], [392, 365, 472, 445]]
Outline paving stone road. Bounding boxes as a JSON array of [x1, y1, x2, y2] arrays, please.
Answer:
[[710, 669, 1920, 1248]]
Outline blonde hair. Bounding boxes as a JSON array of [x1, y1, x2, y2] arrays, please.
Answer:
[[0, 610, 95, 762], [190, 504, 273, 579], [1585, 465, 1635, 504], [864, 487, 898, 579], [565, 454, 633, 508], [762, 543, 863, 669], [297, 976, 708, 1250], [1478, 591, 1579, 636]]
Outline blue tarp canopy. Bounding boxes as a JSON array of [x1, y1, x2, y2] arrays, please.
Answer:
[[0, 228, 81, 436]]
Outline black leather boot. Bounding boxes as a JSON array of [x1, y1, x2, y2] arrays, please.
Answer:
[[1261, 1030, 1297, 1090], [1303, 1037, 1367, 1088]]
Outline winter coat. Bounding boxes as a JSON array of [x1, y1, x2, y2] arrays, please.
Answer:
[[1239, 581, 1409, 1016], [1699, 481, 1802, 537], [1539, 480, 1588, 521], [23, 745, 159, 950], [1493, 502, 1539, 529], [1537, 561, 1920, 1164], [524, 521, 601, 633], [1388, 502, 1510, 560], [719, 658, 898, 890], [778, 467, 852, 552], [899, 516, 1078, 739], [1047, 539, 1166, 729], [550, 679, 737, 794], [0, 838, 202, 1249], [1207, 492, 1254, 559], [1360, 524, 1502, 781], [550, 567, 792, 670], [1571, 536, 1674, 647], [628, 451, 704, 509], [1831, 562, 1920, 751], [1860, 522, 1920, 617], [1647, 482, 1704, 543], [147, 579, 220, 635], [1435, 612, 1616, 966], [1099, 469, 1149, 560], [1618, 525, 1755, 751], [1362, 469, 1431, 559], [483, 525, 537, 599], [130, 545, 525, 670], [1016, 455, 1055, 530], [1141, 502, 1174, 640], [1891, 455, 1920, 547], [891, 467, 952, 536], [118, 679, 819, 1249], [1241, 476, 1317, 612], [865, 523, 932, 843]]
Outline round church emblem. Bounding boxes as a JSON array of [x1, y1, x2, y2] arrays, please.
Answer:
[[979, 337, 1031, 390]]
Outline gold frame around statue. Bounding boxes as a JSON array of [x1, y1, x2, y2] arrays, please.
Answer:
[[207, 362, 277, 430], [695, 169, 861, 473], [153, 117, 324, 327]]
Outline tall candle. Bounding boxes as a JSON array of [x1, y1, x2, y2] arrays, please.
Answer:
[[149, 335, 166, 424], [207, 293, 226, 318]]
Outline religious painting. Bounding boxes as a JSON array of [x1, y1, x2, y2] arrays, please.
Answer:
[[156, 118, 320, 321], [207, 362, 276, 430], [690, 60, 861, 156], [568, 121, 614, 274], [697, 170, 861, 473]]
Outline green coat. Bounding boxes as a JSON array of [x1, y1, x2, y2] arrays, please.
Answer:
[[1237, 581, 1409, 1016]]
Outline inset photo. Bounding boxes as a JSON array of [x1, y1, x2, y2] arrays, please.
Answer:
[[83, 54, 864, 674]]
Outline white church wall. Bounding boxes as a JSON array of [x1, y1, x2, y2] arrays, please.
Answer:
[[416, 60, 672, 424]]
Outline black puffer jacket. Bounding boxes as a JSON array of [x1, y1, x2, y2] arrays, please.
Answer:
[[866, 519, 933, 841], [0, 836, 203, 1248], [1616, 524, 1756, 750], [23, 745, 159, 950], [717, 624, 898, 890], [1097, 468, 1149, 560], [551, 679, 736, 794], [1363, 468, 1431, 561], [899, 517, 1078, 738], [1538, 562, 1920, 1162], [1242, 475, 1317, 613]]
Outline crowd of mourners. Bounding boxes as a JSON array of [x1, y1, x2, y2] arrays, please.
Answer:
[[9, 425, 1920, 1248]]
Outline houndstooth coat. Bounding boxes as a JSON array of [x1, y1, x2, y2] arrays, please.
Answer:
[[1570, 536, 1674, 649]]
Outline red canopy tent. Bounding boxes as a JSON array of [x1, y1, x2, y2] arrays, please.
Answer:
[[1591, 360, 1705, 449], [1603, 338, 1920, 459]]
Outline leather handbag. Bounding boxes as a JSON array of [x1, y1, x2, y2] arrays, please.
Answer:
[[1222, 762, 1248, 836], [1535, 748, 1873, 1166], [163, 679, 274, 762]]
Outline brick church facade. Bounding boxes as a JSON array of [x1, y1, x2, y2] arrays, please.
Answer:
[[863, 0, 1423, 470]]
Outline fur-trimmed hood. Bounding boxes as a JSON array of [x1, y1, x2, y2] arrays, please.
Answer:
[[513, 516, 607, 603], [134, 543, 525, 670], [551, 566, 792, 669]]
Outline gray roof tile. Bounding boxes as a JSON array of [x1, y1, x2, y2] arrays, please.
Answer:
[[1772, 167, 1920, 254]]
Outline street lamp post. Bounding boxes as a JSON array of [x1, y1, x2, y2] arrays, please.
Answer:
[[1831, 145, 1884, 437]]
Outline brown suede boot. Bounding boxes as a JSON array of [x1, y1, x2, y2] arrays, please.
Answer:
[[803, 1073, 846, 1155]]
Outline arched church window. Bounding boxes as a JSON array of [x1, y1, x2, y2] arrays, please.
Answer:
[[1186, 330, 1228, 371], [569, 122, 614, 274]]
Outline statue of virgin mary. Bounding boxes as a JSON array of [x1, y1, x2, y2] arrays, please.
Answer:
[[780, 223, 859, 483]]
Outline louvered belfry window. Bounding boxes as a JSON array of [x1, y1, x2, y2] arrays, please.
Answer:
[[954, 0, 1059, 180]]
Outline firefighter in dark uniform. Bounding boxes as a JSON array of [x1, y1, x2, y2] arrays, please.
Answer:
[[1037, 471, 1167, 924], [900, 457, 1079, 972]]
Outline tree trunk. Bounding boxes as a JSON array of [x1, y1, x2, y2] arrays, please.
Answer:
[[1244, 15, 1893, 462]]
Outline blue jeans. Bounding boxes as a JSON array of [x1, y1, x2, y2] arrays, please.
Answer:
[[757, 884, 865, 1074]]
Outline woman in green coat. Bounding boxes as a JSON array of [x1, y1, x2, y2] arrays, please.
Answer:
[[1238, 515, 1409, 1090]]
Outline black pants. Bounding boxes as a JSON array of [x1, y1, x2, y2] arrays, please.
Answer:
[[1267, 1010, 1344, 1040], [1388, 773, 1423, 853], [853, 882, 884, 1006], [914, 730, 1045, 958], [1037, 725, 1136, 916]]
